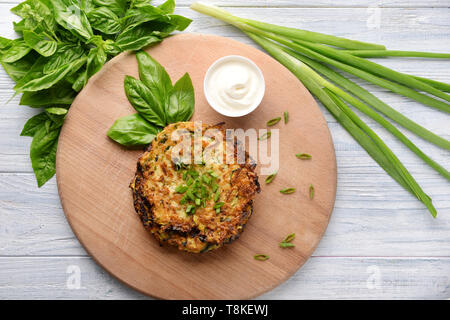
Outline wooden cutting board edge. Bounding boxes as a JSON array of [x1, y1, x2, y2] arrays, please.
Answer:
[[55, 33, 337, 299]]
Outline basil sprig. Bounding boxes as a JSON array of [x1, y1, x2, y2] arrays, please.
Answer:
[[0, 0, 192, 187], [107, 50, 195, 146]]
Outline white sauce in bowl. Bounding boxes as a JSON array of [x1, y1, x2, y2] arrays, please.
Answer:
[[204, 56, 265, 117]]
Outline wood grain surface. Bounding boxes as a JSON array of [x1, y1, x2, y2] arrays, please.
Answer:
[[0, 0, 448, 300], [55, 33, 336, 299]]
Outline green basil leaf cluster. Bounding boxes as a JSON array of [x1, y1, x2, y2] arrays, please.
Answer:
[[107, 50, 195, 147], [0, 0, 191, 187]]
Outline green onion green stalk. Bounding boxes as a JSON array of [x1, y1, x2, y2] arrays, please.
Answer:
[[190, 2, 450, 217]]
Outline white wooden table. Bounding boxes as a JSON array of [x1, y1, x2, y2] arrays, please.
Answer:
[[0, 0, 449, 299]]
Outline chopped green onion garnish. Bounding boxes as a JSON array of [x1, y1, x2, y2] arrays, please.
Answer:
[[280, 188, 295, 194], [282, 233, 295, 243], [265, 172, 277, 184], [186, 204, 194, 214], [254, 254, 270, 261], [284, 111, 289, 124], [296, 153, 312, 160], [202, 175, 211, 185], [175, 185, 188, 193], [267, 117, 281, 126], [258, 131, 271, 140], [309, 184, 315, 199], [213, 202, 224, 209]]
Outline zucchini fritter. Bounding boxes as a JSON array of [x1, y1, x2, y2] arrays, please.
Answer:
[[130, 122, 260, 253]]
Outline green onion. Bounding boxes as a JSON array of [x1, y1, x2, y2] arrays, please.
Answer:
[[342, 50, 450, 59], [186, 204, 194, 214], [253, 254, 270, 261], [279, 242, 295, 248], [208, 170, 219, 178], [202, 174, 211, 185], [265, 172, 277, 184], [186, 190, 196, 201], [246, 33, 436, 216], [175, 185, 188, 194], [191, 2, 445, 217], [284, 111, 289, 124], [188, 169, 199, 178], [284, 50, 450, 179], [280, 188, 296, 194], [258, 131, 271, 140], [309, 184, 315, 199], [213, 202, 225, 209], [289, 51, 450, 151], [195, 198, 201, 206], [254, 30, 450, 113], [214, 191, 220, 202], [294, 39, 450, 104], [186, 177, 194, 186], [282, 233, 295, 243], [296, 153, 312, 160], [412, 76, 450, 93], [267, 117, 281, 126]]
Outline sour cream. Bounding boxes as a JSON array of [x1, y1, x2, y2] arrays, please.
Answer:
[[204, 55, 265, 117]]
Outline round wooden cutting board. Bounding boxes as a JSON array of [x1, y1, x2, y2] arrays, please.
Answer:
[[56, 33, 337, 299]]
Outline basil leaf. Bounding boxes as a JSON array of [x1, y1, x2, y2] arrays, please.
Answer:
[[0, 36, 12, 50], [72, 46, 107, 91], [79, 0, 95, 13], [45, 107, 68, 115], [23, 30, 57, 57], [46, 111, 66, 128], [30, 125, 60, 187], [92, 0, 127, 17], [71, 70, 88, 92], [14, 56, 49, 88], [124, 75, 166, 127], [136, 50, 172, 104], [147, 20, 179, 38], [1, 40, 32, 63], [12, 0, 57, 36], [120, 6, 164, 32], [0, 51, 38, 82], [20, 112, 50, 137], [166, 73, 195, 123], [115, 24, 162, 51], [43, 44, 85, 74], [129, 0, 153, 8], [15, 56, 87, 92], [87, 7, 122, 35], [107, 113, 159, 146], [50, 0, 93, 41], [158, 0, 175, 14], [167, 14, 192, 31], [20, 81, 76, 106]]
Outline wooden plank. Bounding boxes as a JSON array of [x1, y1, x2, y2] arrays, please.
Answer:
[[1, 0, 450, 8], [0, 256, 448, 299], [0, 169, 448, 257], [1, 91, 448, 173]]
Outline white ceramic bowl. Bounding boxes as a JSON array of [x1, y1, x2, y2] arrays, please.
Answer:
[[203, 55, 265, 117]]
